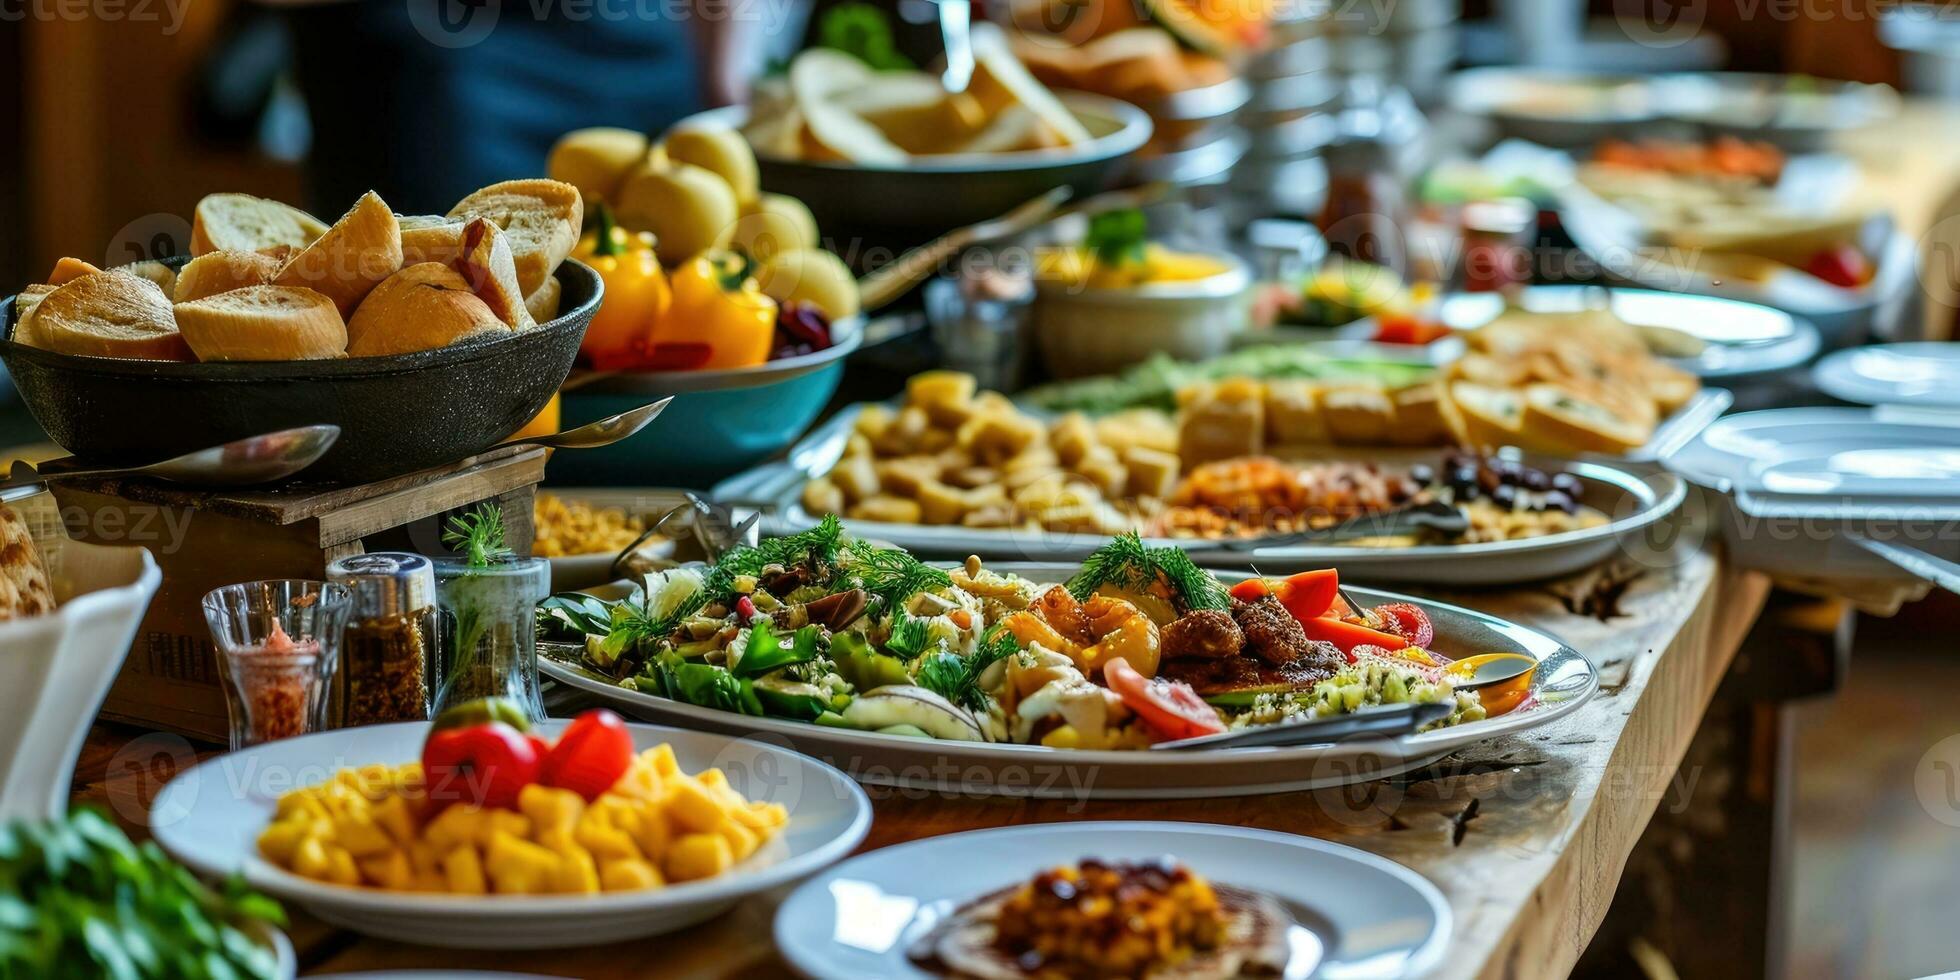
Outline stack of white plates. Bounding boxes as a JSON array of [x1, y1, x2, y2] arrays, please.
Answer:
[[1813, 343, 1960, 409], [1666, 407, 1960, 588], [1225, 0, 1338, 217]]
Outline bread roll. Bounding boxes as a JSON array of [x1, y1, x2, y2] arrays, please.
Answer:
[[546, 127, 649, 205], [118, 259, 178, 296], [1521, 383, 1651, 455], [27, 270, 190, 360], [346, 263, 508, 357], [47, 257, 102, 285], [448, 179, 583, 295], [191, 193, 329, 256], [175, 285, 348, 361], [398, 215, 468, 266], [452, 218, 535, 330], [524, 276, 562, 322], [174, 249, 284, 302], [274, 190, 404, 318]]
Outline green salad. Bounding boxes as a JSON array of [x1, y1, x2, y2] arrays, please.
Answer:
[[1022, 348, 1434, 415]]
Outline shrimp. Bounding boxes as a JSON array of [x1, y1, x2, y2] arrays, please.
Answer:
[[999, 586, 1161, 679]]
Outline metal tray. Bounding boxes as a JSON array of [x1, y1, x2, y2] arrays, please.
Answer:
[[716, 403, 1697, 585], [540, 571, 1596, 800]]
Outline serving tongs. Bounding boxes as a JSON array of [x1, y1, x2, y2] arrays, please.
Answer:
[[1218, 499, 1469, 552], [1151, 702, 1455, 751]]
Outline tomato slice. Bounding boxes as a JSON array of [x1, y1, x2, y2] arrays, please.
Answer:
[[1371, 602, 1435, 649], [1299, 616, 1410, 655], [1104, 658, 1225, 741], [1228, 578, 1272, 602], [541, 709, 636, 801], [1273, 569, 1339, 621]]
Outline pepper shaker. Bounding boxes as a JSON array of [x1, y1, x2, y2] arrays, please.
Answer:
[[326, 552, 441, 727]]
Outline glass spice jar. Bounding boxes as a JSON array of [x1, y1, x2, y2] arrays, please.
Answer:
[[432, 555, 551, 723], [326, 552, 440, 727], [201, 580, 352, 750]]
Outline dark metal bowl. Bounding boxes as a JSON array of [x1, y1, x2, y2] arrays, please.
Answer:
[[682, 92, 1153, 260], [0, 257, 600, 485]]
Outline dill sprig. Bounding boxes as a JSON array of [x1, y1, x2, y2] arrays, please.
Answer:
[[705, 515, 846, 597], [916, 625, 1019, 712], [842, 541, 951, 614], [885, 613, 933, 659], [1066, 532, 1231, 612], [442, 503, 513, 568]]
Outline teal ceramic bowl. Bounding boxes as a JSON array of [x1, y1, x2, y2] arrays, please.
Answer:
[[551, 323, 860, 488]]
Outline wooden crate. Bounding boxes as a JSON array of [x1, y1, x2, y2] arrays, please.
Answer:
[[52, 448, 546, 742]]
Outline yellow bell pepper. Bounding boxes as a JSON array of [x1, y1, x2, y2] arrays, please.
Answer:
[[654, 250, 777, 371], [576, 204, 671, 371]]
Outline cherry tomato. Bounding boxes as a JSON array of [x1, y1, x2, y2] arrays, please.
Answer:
[[1273, 569, 1340, 622], [1803, 245, 1870, 289], [1104, 658, 1225, 741], [1370, 602, 1435, 649], [421, 722, 541, 811], [541, 709, 636, 801]]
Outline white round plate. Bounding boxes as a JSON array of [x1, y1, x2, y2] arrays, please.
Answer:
[[150, 721, 872, 949], [541, 572, 1597, 800], [1813, 342, 1960, 408], [773, 821, 1450, 980]]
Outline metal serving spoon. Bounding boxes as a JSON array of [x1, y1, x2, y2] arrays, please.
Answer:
[[1151, 702, 1455, 751], [1219, 499, 1470, 551], [497, 397, 672, 451], [0, 425, 340, 501]]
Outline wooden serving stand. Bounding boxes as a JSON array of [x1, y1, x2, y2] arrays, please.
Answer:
[[53, 446, 548, 742]]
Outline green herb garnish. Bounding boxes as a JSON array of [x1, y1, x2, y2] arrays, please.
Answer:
[[817, 1, 915, 71], [442, 502, 513, 568], [1085, 208, 1148, 268], [0, 808, 286, 979], [915, 625, 1020, 712], [706, 515, 846, 598], [842, 541, 952, 614], [1066, 532, 1231, 612], [885, 613, 933, 659]]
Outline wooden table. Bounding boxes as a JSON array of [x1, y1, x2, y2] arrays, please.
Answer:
[[72, 542, 1768, 979]]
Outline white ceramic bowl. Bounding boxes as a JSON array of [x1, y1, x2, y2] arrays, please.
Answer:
[[1032, 256, 1253, 379], [0, 530, 159, 822]]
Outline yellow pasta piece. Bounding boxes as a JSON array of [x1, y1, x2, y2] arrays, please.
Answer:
[[664, 832, 732, 882], [440, 844, 488, 895], [664, 776, 730, 834], [600, 858, 663, 892]]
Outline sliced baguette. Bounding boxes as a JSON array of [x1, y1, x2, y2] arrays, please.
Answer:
[[1388, 382, 1450, 446], [1521, 382, 1652, 455], [1321, 384, 1397, 446], [1443, 381, 1527, 451], [191, 193, 329, 256], [398, 214, 469, 266], [27, 270, 190, 360], [47, 257, 102, 286], [346, 262, 508, 357], [1263, 380, 1329, 446], [452, 218, 535, 330], [0, 504, 55, 621], [175, 285, 348, 361], [119, 259, 178, 296], [10, 285, 56, 347], [447, 179, 583, 296], [523, 276, 562, 322], [174, 249, 285, 302], [274, 190, 404, 318]]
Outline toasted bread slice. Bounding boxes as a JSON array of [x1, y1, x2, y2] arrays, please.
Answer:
[[453, 218, 535, 330], [10, 285, 55, 347], [47, 257, 102, 286], [523, 276, 563, 322], [1321, 384, 1397, 446], [1444, 381, 1527, 451], [447, 179, 583, 296], [1521, 382, 1651, 455], [191, 193, 329, 256], [0, 504, 55, 621], [1263, 380, 1329, 446], [28, 270, 189, 360], [347, 262, 508, 357], [274, 190, 404, 318], [174, 249, 285, 302], [175, 285, 348, 361], [398, 215, 469, 266], [118, 259, 178, 296], [1388, 382, 1450, 446]]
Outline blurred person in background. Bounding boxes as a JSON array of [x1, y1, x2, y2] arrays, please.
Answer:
[[256, 0, 767, 215]]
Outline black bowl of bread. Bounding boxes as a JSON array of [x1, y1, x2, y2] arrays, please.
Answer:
[[0, 180, 599, 485]]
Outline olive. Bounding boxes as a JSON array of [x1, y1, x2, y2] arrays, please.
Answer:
[[1491, 484, 1519, 509], [1544, 489, 1576, 514], [1522, 468, 1551, 491], [1552, 472, 1583, 496], [1409, 464, 1436, 486]]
